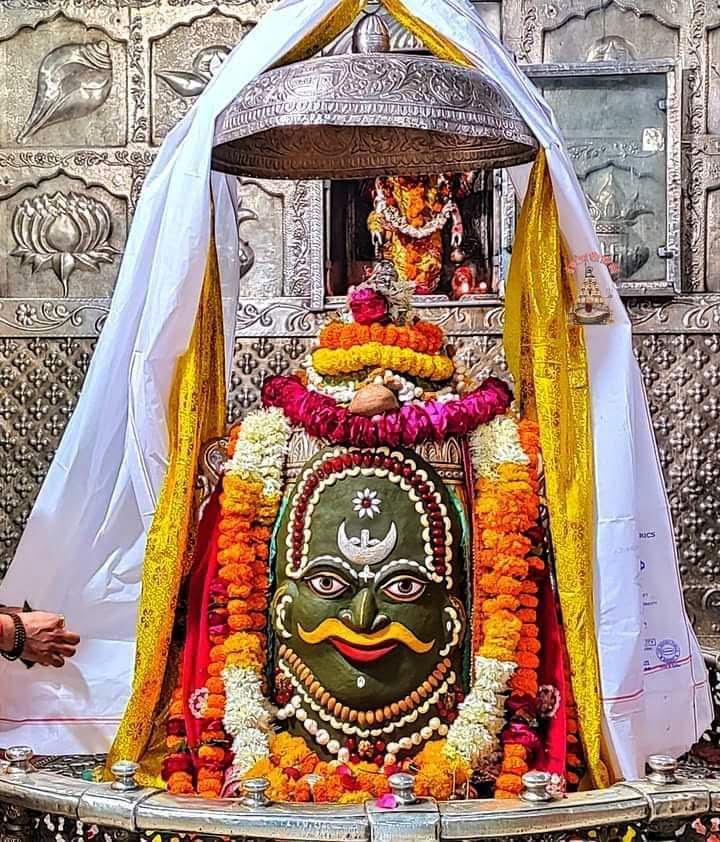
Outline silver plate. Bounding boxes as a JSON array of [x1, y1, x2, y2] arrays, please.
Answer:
[[212, 53, 538, 178]]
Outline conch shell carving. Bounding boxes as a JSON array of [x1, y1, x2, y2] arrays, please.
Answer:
[[11, 191, 120, 295], [156, 45, 230, 98], [18, 40, 113, 142]]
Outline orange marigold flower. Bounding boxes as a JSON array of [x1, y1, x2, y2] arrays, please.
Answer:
[[166, 736, 185, 752], [502, 756, 529, 774], [203, 706, 225, 720], [495, 773, 523, 795], [206, 677, 225, 695], [167, 771, 195, 795], [312, 773, 345, 803], [199, 745, 226, 764], [517, 637, 541, 654], [482, 595, 520, 614], [516, 651, 540, 670]]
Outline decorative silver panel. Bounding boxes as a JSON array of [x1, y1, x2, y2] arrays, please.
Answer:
[[525, 61, 681, 294], [0, 0, 720, 658], [0, 14, 128, 150], [149, 9, 252, 144]]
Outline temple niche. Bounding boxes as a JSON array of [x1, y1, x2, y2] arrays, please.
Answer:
[[326, 171, 497, 298]]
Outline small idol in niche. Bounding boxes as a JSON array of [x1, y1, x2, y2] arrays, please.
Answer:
[[367, 173, 493, 299]]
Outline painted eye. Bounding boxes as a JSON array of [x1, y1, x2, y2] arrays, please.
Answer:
[[306, 572, 350, 599], [381, 576, 426, 603]]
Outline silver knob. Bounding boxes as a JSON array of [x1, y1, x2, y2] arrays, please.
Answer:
[[5, 746, 34, 775], [352, 12, 391, 54], [110, 760, 140, 791], [647, 754, 679, 785], [388, 771, 417, 806], [241, 777, 271, 807], [521, 770, 553, 802]]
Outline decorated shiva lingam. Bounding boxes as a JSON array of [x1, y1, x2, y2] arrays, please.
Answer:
[[160, 261, 580, 803]]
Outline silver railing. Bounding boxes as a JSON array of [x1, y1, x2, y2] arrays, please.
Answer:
[[3, 650, 720, 841], [1, 749, 719, 842]]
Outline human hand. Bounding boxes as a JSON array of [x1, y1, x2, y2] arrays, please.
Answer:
[[0, 613, 80, 668]]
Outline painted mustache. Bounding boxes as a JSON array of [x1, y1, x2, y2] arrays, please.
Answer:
[[298, 618, 434, 664]]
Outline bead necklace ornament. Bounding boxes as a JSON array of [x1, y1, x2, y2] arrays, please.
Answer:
[[270, 434, 468, 762]]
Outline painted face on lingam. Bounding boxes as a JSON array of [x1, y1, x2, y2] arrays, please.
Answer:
[[272, 444, 466, 763]]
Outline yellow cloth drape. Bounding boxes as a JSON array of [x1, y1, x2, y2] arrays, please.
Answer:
[[504, 151, 609, 788], [106, 235, 226, 782]]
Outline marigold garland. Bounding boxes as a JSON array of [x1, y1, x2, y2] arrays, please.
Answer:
[[164, 410, 289, 797], [562, 642, 586, 788], [318, 320, 445, 354], [240, 732, 468, 804], [312, 342, 454, 381], [219, 409, 289, 786], [464, 414, 545, 798]]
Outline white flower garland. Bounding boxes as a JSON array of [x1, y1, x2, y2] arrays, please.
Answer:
[[221, 409, 290, 777], [223, 406, 290, 495], [223, 665, 276, 775], [469, 414, 527, 481], [444, 655, 516, 769]]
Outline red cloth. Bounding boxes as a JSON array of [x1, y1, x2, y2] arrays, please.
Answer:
[[535, 566, 568, 776], [182, 490, 222, 749]]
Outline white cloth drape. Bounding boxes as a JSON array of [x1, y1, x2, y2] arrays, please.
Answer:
[[0, 0, 710, 778]]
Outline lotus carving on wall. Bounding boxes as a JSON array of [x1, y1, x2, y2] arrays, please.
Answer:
[[11, 191, 120, 296]]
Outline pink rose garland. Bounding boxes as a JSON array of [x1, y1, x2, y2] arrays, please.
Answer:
[[262, 375, 512, 448]]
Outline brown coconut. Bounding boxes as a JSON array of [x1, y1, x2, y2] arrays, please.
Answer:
[[349, 384, 399, 417]]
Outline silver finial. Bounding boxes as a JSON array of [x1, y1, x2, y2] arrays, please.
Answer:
[[5, 746, 34, 775], [646, 754, 679, 785], [520, 770, 553, 802], [242, 777, 271, 807], [110, 760, 140, 791], [388, 772, 417, 805], [352, 13, 391, 54]]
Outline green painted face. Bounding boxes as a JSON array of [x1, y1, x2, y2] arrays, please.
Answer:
[[272, 445, 466, 757]]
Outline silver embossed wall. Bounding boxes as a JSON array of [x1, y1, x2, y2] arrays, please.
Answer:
[[0, 1, 719, 647]]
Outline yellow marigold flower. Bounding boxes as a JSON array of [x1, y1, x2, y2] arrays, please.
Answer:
[[311, 342, 453, 382]]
